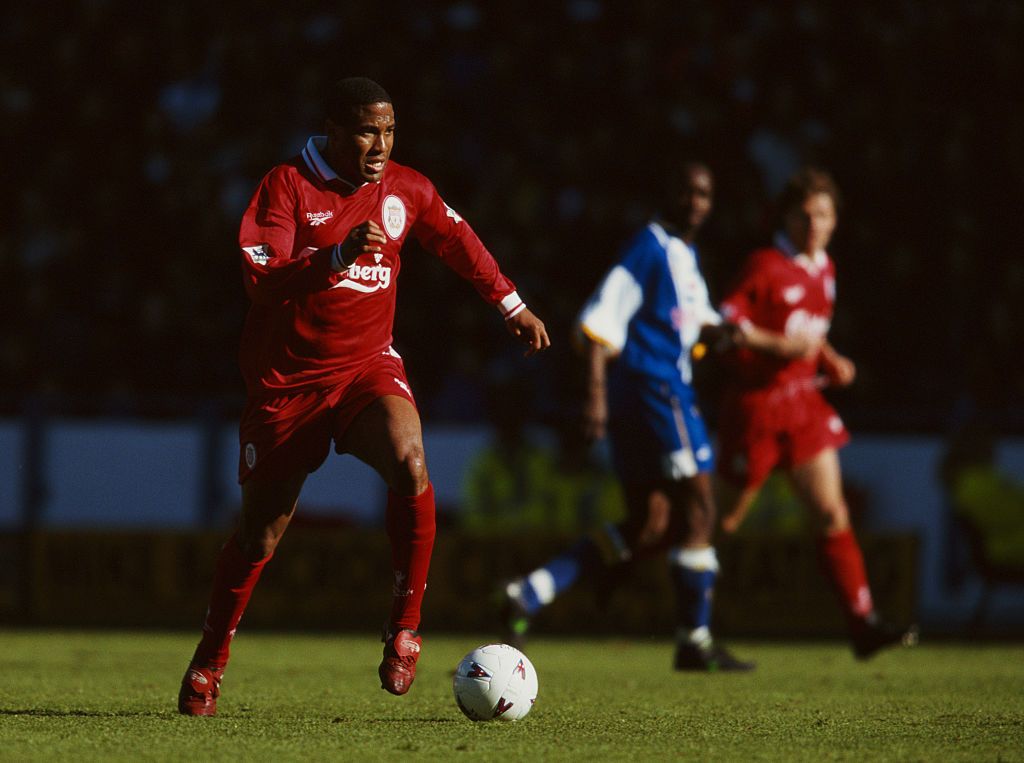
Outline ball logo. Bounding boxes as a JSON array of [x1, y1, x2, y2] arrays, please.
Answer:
[[382, 195, 406, 239], [245, 443, 257, 469], [468, 662, 491, 678]]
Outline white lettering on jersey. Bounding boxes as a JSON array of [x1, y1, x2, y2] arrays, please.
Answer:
[[382, 195, 406, 239], [784, 309, 830, 339], [783, 284, 805, 304], [306, 210, 334, 226], [332, 262, 393, 293], [243, 244, 270, 266]]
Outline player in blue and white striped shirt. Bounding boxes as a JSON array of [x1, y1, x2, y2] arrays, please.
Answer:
[[504, 162, 752, 671]]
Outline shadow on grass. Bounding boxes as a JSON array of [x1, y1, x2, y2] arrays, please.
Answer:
[[1, 708, 465, 723], [0, 708, 168, 718]]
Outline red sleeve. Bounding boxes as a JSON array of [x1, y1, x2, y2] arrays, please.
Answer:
[[409, 174, 519, 312], [238, 166, 335, 305], [720, 250, 771, 325]]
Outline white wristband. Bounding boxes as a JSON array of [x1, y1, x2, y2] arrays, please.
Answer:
[[499, 291, 526, 320]]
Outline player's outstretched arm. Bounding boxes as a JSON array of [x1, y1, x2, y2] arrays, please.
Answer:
[[505, 308, 550, 357], [580, 336, 613, 442]]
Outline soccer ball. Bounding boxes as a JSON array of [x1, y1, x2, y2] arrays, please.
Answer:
[[452, 643, 538, 722]]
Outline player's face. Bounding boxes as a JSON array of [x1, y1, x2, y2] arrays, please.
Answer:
[[783, 192, 837, 253], [326, 101, 395, 184], [668, 167, 713, 237]]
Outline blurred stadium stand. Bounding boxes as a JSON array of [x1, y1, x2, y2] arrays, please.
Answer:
[[3, 0, 1022, 429]]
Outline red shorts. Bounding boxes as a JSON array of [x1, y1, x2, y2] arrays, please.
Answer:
[[238, 349, 417, 483], [715, 381, 849, 489]]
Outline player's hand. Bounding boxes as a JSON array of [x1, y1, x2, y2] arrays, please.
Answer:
[[338, 220, 387, 266], [699, 322, 743, 353], [506, 308, 551, 357], [820, 347, 856, 387]]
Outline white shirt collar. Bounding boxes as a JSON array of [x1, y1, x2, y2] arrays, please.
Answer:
[[301, 136, 362, 190], [774, 231, 827, 273]]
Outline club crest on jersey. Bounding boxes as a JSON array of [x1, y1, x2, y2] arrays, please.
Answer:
[[306, 210, 334, 226], [382, 195, 406, 239], [244, 443, 257, 469]]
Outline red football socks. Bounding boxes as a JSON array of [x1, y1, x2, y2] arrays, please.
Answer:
[[191, 534, 272, 670], [817, 528, 874, 622], [385, 482, 437, 632]]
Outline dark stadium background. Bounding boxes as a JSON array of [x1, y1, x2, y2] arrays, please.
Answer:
[[2, 1, 1022, 634], [4, 0, 1021, 430]]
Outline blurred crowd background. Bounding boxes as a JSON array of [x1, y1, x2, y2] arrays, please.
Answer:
[[4, 0, 1022, 433]]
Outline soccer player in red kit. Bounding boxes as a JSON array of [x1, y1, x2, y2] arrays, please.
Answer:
[[716, 167, 917, 659], [178, 77, 549, 715]]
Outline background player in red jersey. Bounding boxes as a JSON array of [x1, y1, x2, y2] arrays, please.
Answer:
[[716, 167, 917, 659], [178, 77, 549, 715]]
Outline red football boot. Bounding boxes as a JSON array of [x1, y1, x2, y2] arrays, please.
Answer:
[[178, 665, 223, 716], [379, 629, 422, 695]]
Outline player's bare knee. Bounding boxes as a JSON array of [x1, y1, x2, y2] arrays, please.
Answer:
[[392, 446, 429, 496], [815, 502, 850, 533], [237, 528, 282, 561]]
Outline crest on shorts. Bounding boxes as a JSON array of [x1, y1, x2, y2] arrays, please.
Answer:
[[382, 195, 406, 239], [245, 443, 257, 469]]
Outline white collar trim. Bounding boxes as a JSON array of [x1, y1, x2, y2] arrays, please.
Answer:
[[774, 231, 827, 273], [302, 136, 361, 190]]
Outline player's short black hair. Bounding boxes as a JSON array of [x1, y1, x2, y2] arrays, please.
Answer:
[[325, 77, 392, 123]]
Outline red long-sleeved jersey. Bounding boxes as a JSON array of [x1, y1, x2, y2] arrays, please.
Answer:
[[238, 136, 522, 396]]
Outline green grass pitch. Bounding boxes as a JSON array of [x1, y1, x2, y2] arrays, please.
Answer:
[[0, 631, 1021, 762]]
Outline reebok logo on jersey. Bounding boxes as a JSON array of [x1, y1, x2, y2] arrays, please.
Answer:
[[332, 261, 393, 293], [393, 377, 411, 396], [306, 210, 334, 226]]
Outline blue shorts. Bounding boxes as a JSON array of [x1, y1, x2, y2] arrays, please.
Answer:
[[606, 370, 714, 483]]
